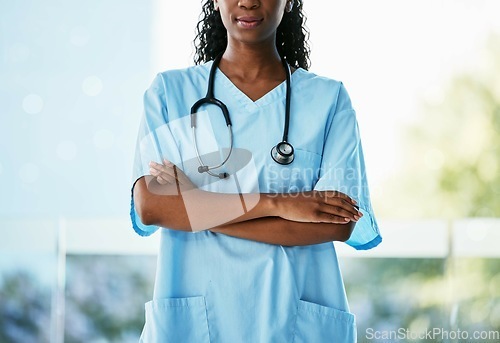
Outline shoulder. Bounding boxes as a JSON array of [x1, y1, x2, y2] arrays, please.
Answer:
[[156, 63, 211, 89], [294, 68, 342, 86], [293, 68, 352, 110], [144, 63, 211, 101]]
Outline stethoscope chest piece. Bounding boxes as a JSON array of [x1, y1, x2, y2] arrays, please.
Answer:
[[271, 141, 294, 165]]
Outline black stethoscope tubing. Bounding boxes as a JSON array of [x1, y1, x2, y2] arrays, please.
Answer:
[[190, 54, 294, 179]]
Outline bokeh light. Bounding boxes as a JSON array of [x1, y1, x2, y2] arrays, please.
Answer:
[[22, 94, 44, 114]]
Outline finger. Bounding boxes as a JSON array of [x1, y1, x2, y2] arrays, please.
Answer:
[[318, 212, 351, 224], [151, 161, 177, 178], [150, 167, 177, 185], [324, 197, 362, 218], [149, 160, 173, 171], [149, 162, 163, 173], [156, 175, 169, 185], [150, 163, 175, 179], [163, 158, 174, 167], [149, 167, 159, 176], [150, 167, 172, 180], [152, 161, 194, 187], [319, 203, 361, 222], [320, 190, 357, 206]]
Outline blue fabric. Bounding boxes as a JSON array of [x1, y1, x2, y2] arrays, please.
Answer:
[[130, 61, 381, 342]]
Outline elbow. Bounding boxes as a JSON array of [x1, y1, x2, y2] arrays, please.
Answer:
[[136, 202, 156, 226], [133, 178, 157, 226], [132, 177, 192, 231], [337, 221, 356, 242]]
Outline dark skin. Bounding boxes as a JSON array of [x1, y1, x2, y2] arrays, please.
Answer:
[[133, 0, 363, 246], [216, 0, 293, 102]]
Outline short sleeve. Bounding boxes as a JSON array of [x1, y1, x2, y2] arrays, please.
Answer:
[[130, 73, 182, 237], [314, 83, 382, 250]]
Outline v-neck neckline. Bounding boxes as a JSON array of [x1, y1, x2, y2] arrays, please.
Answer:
[[212, 61, 302, 111]]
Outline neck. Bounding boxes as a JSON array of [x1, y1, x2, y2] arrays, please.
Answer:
[[219, 38, 284, 80]]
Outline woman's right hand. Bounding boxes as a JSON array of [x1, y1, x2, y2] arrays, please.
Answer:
[[149, 159, 194, 188], [274, 190, 362, 224]]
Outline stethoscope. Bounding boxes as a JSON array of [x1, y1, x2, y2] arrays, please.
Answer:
[[190, 54, 294, 179]]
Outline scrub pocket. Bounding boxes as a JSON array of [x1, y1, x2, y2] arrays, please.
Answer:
[[140, 296, 211, 343], [292, 299, 356, 343]]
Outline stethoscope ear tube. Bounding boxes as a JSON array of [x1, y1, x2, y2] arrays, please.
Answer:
[[191, 99, 231, 128], [191, 53, 295, 178]]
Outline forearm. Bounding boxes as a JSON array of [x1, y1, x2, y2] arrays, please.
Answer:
[[135, 174, 360, 234], [210, 217, 355, 246], [134, 176, 277, 231]]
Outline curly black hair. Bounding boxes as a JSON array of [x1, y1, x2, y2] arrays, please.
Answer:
[[193, 0, 311, 70]]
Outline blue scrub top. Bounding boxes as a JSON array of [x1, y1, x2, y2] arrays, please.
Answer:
[[130, 61, 382, 343]]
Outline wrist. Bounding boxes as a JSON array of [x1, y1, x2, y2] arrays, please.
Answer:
[[261, 193, 282, 217]]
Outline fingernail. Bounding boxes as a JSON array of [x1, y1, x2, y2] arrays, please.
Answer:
[[351, 199, 357, 204], [344, 218, 350, 222], [354, 215, 360, 221]]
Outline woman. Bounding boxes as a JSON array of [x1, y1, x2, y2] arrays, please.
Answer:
[[130, 0, 381, 342]]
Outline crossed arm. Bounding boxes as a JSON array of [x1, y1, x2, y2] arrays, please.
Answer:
[[133, 161, 363, 246]]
